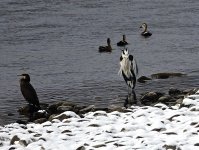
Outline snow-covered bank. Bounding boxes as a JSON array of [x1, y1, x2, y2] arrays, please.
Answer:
[[0, 91, 199, 150]]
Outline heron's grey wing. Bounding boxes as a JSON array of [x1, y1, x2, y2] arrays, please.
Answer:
[[129, 55, 138, 76], [132, 58, 138, 76], [21, 83, 40, 106]]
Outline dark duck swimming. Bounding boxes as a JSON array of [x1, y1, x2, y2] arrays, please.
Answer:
[[99, 38, 112, 52], [140, 23, 152, 37], [18, 74, 41, 109], [117, 35, 128, 47]]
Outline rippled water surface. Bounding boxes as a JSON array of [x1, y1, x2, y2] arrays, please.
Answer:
[[0, 0, 199, 125]]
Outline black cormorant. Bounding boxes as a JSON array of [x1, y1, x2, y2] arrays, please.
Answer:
[[18, 74, 41, 109]]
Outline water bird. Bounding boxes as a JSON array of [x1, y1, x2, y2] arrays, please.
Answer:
[[140, 23, 152, 37], [117, 35, 128, 47], [18, 74, 41, 109], [118, 48, 138, 93], [99, 38, 112, 52]]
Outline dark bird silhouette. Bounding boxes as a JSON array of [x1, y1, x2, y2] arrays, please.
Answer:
[[119, 48, 138, 93], [140, 23, 152, 37], [18, 74, 40, 109], [117, 35, 128, 47], [99, 38, 112, 52]]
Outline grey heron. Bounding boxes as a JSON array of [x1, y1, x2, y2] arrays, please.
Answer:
[[99, 38, 112, 52], [140, 23, 152, 37], [119, 48, 138, 93], [117, 35, 128, 47], [18, 74, 41, 109]]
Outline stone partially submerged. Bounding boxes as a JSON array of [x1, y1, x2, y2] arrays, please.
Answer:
[[151, 72, 186, 79]]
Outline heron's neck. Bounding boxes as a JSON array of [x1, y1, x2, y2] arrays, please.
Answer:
[[143, 26, 147, 32]]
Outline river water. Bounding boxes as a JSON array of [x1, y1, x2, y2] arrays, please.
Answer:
[[0, 0, 199, 125]]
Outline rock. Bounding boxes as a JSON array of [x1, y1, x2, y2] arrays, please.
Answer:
[[18, 105, 40, 117], [48, 101, 65, 114], [52, 112, 79, 122], [33, 111, 48, 120], [108, 105, 131, 113], [151, 72, 186, 79], [61, 130, 72, 133], [140, 92, 164, 105], [182, 88, 198, 95], [7, 113, 14, 116], [61, 102, 76, 107], [194, 143, 199, 146], [79, 105, 95, 113], [93, 144, 106, 148], [18, 140, 28, 147], [34, 118, 47, 124], [10, 135, 20, 145], [162, 144, 181, 150], [57, 106, 73, 113], [76, 146, 86, 150], [16, 120, 27, 125], [169, 88, 182, 95], [48, 114, 58, 121], [137, 76, 152, 83], [158, 96, 172, 103], [18, 105, 30, 116]]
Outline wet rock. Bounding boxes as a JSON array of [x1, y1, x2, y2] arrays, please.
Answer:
[[79, 105, 95, 113], [33, 110, 48, 120], [169, 88, 182, 95], [140, 92, 164, 105], [48, 101, 65, 114], [137, 76, 152, 83], [158, 96, 172, 103], [10, 135, 20, 145], [57, 106, 73, 113], [7, 113, 14, 116], [62, 101, 76, 107], [18, 105, 30, 116], [151, 72, 186, 79], [34, 118, 47, 124], [182, 88, 198, 95]]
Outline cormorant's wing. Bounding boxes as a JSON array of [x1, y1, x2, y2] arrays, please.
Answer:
[[21, 83, 40, 107]]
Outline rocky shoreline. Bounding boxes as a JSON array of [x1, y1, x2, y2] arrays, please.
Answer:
[[1, 89, 199, 150], [15, 72, 198, 124], [17, 87, 198, 124]]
